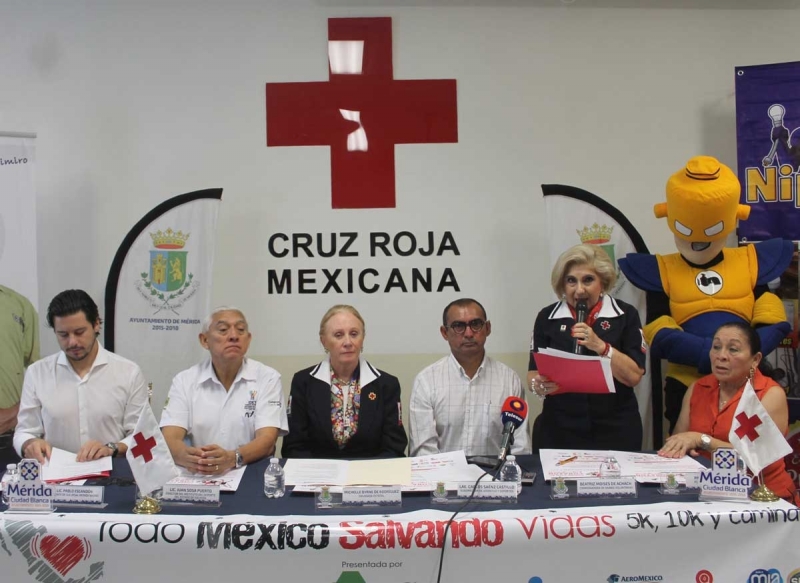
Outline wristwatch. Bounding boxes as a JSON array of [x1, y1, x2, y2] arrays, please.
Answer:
[[234, 449, 244, 469], [699, 434, 712, 451], [105, 442, 119, 458]]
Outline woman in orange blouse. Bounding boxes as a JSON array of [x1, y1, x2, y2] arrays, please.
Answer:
[[659, 321, 796, 502]]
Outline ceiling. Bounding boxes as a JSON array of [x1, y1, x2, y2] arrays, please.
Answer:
[[315, 0, 800, 9]]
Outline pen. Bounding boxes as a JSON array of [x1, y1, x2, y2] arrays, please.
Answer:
[[556, 456, 578, 466]]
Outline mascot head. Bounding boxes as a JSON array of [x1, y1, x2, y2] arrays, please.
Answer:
[[654, 155, 750, 265]]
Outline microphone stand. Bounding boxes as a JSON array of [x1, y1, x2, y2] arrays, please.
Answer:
[[492, 432, 515, 477]]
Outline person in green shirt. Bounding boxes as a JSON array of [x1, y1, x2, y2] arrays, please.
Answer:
[[0, 285, 40, 466]]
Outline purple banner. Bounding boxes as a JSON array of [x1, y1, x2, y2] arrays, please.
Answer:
[[735, 61, 800, 241]]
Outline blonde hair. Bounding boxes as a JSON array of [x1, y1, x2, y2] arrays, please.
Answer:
[[319, 304, 366, 338], [550, 244, 617, 297]]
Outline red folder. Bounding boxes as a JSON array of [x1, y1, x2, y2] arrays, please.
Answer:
[[44, 470, 111, 484], [533, 349, 615, 394]]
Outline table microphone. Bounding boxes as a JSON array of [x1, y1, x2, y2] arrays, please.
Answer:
[[497, 396, 528, 462], [574, 300, 588, 355]]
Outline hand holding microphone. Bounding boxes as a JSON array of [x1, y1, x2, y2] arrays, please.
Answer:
[[573, 301, 588, 354], [498, 396, 528, 461], [571, 301, 607, 355]]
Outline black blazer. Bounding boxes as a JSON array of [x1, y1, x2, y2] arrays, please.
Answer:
[[281, 359, 408, 459]]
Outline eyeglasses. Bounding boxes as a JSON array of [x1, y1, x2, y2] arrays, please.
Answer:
[[446, 319, 486, 334]]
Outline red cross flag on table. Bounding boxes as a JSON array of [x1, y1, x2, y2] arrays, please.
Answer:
[[728, 380, 792, 476], [126, 404, 179, 495]]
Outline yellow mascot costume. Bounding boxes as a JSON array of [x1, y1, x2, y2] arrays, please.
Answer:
[[619, 156, 792, 432]]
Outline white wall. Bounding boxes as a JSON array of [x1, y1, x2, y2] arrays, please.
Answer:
[[1, 0, 795, 443]]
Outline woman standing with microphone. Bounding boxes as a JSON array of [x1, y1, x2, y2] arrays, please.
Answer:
[[527, 245, 647, 451]]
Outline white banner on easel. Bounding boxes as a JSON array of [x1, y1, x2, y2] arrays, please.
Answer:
[[106, 190, 222, 414], [0, 135, 38, 307]]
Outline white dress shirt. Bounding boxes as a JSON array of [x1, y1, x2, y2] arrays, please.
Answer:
[[409, 354, 530, 457], [160, 357, 288, 451], [14, 344, 148, 455]]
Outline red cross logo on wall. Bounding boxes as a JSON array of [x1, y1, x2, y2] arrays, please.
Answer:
[[733, 411, 763, 441], [266, 17, 458, 209], [131, 432, 157, 463]]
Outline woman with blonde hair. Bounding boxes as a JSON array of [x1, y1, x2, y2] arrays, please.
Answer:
[[282, 305, 407, 458], [528, 244, 647, 451]]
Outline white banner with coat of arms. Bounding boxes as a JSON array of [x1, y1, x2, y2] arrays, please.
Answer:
[[542, 185, 653, 448], [105, 190, 222, 413]]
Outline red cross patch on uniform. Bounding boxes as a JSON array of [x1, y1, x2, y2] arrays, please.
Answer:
[[600, 320, 611, 330]]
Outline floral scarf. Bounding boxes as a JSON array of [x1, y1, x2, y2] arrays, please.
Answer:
[[330, 369, 361, 448]]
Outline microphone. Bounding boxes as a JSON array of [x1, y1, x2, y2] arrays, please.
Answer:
[[574, 300, 588, 355], [497, 396, 529, 462]]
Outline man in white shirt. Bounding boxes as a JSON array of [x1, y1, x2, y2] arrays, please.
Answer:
[[409, 298, 530, 457], [160, 307, 287, 475], [14, 289, 148, 463]]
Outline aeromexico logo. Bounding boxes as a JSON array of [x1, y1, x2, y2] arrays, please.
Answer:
[[0, 518, 105, 582]]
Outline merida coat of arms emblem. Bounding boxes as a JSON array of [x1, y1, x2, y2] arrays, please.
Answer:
[[135, 228, 198, 314]]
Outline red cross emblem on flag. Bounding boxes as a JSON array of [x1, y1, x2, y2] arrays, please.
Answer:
[[733, 411, 763, 441], [266, 17, 458, 209], [131, 432, 157, 463]]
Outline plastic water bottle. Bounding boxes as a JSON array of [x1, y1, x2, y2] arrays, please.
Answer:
[[499, 455, 522, 494], [1, 463, 18, 505], [599, 456, 621, 478], [263, 458, 285, 498]]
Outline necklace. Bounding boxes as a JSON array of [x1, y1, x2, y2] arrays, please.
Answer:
[[718, 377, 747, 410]]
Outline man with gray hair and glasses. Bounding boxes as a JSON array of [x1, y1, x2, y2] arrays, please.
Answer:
[[409, 298, 530, 458], [160, 307, 287, 475]]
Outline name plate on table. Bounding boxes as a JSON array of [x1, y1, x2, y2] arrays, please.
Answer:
[[576, 477, 638, 498], [342, 486, 402, 506], [695, 470, 751, 502], [456, 481, 517, 500], [696, 448, 751, 502], [658, 473, 701, 496], [52, 485, 105, 506], [162, 483, 221, 504], [6, 459, 53, 513], [6, 483, 54, 513]]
